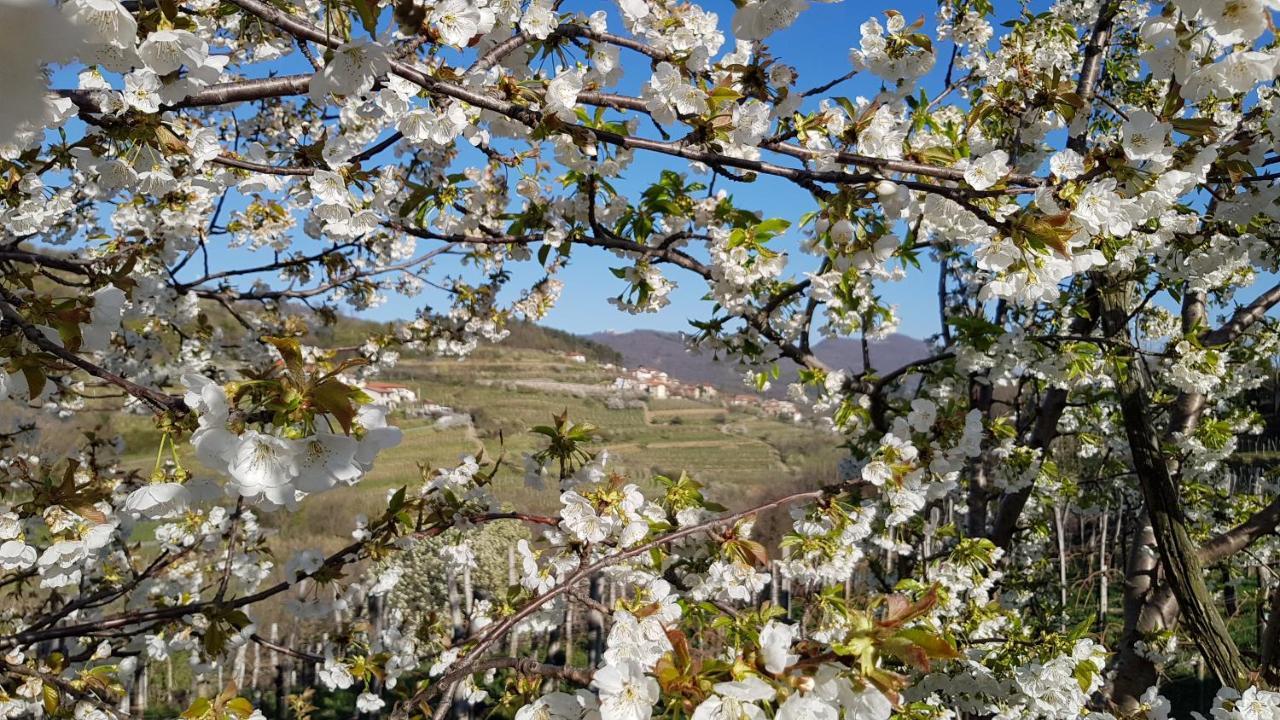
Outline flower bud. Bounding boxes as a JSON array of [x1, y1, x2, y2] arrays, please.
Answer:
[[874, 180, 898, 197]]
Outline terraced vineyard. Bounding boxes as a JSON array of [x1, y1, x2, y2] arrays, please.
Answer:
[[109, 344, 841, 563], [379, 347, 841, 514]]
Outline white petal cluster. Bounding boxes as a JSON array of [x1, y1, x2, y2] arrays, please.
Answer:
[[850, 13, 936, 82], [183, 375, 400, 511]]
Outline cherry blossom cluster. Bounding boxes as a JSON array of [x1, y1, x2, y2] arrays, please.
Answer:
[[2, 0, 1280, 717]]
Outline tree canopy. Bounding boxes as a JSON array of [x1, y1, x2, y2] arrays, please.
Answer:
[[2, 0, 1280, 718]]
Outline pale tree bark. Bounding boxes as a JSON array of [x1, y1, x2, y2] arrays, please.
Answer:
[[1098, 507, 1110, 632], [1102, 523, 1169, 713], [1054, 504, 1070, 623]]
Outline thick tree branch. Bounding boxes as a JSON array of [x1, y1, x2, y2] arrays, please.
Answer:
[[1201, 281, 1280, 347], [0, 287, 186, 414]]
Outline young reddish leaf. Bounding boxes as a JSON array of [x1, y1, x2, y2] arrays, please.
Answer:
[[262, 336, 305, 378], [880, 586, 939, 627], [311, 378, 359, 434]]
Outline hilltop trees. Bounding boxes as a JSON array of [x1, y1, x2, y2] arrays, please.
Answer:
[[2, 0, 1280, 718]]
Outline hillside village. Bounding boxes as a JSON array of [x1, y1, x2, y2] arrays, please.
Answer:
[[603, 361, 805, 422], [587, 329, 930, 399], [352, 351, 807, 425]]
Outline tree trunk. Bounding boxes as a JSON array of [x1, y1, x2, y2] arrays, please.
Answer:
[[448, 572, 464, 642], [1099, 283, 1248, 691], [1260, 576, 1280, 685], [588, 575, 605, 667], [989, 299, 1099, 548], [275, 663, 287, 720], [508, 545, 520, 658], [1102, 523, 1166, 712], [564, 595, 575, 667]]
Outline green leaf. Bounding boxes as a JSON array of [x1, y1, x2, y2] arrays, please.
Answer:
[[908, 32, 932, 53], [1013, 210, 1074, 257], [225, 697, 256, 719], [42, 684, 59, 715], [182, 697, 212, 720], [894, 627, 962, 662], [1171, 117, 1218, 138], [1072, 661, 1096, 693], [725, 538, 769, 566], [1067, 616, 1094, 641], [388, 486, 407, 513], [399, 185, 429, 217], [708, 86, 742, 107], [754, 218, 790, 237], [20, 364, 45, 401]]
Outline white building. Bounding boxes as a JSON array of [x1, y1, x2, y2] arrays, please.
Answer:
[[361, 381, 417, 409]]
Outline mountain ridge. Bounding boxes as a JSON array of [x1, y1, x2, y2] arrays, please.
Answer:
[[586, 329, 931, 396]]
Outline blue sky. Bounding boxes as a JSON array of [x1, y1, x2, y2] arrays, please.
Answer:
[[54, 0, 1012, 339]]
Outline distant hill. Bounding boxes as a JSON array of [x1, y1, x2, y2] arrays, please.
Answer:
[[806, 335, 934, 375], [500, 320, 623, 364], [304, 315, 620, 364], [587, 330, 930, 395]]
